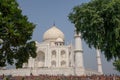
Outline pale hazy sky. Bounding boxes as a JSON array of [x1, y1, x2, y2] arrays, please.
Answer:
[[16, 0, 119, 75]]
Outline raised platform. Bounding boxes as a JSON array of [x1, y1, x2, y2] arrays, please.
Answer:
[[0, 67, 100, 76]]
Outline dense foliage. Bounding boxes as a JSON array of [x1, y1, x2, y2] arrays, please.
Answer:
[[0, 0, 36, 68], [69, 0, 120, 71]]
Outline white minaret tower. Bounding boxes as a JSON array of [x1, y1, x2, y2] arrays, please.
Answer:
[[74, 29, 84, 75], [96, 49, 103, 74]]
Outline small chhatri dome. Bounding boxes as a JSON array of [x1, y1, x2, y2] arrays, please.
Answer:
[[56, 38, 64, 42], [43, 25, 64, 42]]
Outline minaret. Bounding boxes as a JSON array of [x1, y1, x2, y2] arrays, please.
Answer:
[[96, 49, 103, 74], [74, 29, 84, 75]]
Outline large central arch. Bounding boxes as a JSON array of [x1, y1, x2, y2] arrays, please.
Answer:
[[35, 51, 45, 67]]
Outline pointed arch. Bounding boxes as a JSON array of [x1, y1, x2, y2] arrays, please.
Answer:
[[61, 50, 66, 58], [51, 50, 56, 58], [61, 60, 66, 67], [35, 51, 45, 67], [51, 60, 56, 67]]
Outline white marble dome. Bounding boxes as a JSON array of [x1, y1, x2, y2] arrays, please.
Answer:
[[43, 26, 64, 41]]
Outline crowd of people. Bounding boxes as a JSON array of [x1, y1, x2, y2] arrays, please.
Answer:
[[0, 74, 120, 80]]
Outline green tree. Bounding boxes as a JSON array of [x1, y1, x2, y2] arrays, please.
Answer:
[[0, 0, 36, 68], [69, 0, 120, 71], [113, 59, 120, 72]]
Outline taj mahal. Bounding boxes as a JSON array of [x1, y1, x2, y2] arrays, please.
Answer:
[[0, 25, 103, 76]]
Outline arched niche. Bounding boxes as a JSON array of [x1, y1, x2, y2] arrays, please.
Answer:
[[51, 60, 56, 67], [61, 60, 66, 67], [35, 51, 45, 67], [51, 50, 56, 58], [61, 50, 66, 58]]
